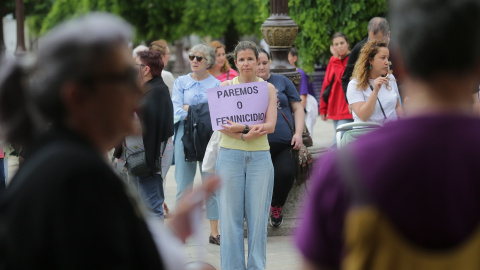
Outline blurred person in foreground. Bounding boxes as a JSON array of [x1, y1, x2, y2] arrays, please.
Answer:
[[149, 39, 175, 95], [208, 40, 238, 82], [296, 0, 480, 269], [0, 13, 218, 269]]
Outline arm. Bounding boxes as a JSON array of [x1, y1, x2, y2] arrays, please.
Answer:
[[141, 100, 158, 173], [299, 70, 309, 108], [319, 60, 334, 120], [290, 101, 304, 150], [171, 78, 188, 122], [260, 83, 278, 133], [300, 94, 307, 108]]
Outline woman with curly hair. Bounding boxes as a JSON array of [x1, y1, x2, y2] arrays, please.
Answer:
[[208, 40, 238, 82], [346, 40, 403, 124]]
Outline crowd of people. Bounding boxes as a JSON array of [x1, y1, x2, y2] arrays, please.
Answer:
[[1, 0, 480, 269]]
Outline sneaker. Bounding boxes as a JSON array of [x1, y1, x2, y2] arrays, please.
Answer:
[[270, 206, 283, 227]]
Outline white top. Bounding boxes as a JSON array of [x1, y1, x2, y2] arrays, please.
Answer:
[[347, 75, 400, 124], [161, 70, 175, 96]]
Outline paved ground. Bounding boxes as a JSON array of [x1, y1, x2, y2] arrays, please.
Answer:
[[163, 116, 335, 269], [6, 116, 336, 269]]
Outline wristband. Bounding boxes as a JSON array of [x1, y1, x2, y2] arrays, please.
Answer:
[[243, 124, 250, 134]]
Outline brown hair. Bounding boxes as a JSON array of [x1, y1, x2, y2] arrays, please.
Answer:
[[351, 40, 388, 90], [149, 39, 168, 56], [209, 40, 231, 73], [332, 32, 349, 45], [137, 50, 164, 77]]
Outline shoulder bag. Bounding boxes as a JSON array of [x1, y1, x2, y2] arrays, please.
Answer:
[[278, 108, 313, 184]]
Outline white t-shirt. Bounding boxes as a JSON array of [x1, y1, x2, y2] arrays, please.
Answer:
[[347, 75, 400, 124], [161, 70, 175, 96]]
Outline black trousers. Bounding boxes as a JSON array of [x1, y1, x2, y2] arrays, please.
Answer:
[[269, 142, 296, 207]]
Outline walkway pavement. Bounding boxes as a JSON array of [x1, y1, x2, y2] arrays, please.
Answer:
[[163, 116, 335, 269]]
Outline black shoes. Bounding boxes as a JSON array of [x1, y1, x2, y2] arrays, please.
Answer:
[[209, 234, 220, 245]]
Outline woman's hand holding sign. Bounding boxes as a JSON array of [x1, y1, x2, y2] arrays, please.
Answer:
[[245, 125, 268, 141], [221, 120, 267, 141], [221, 120, 246, 133]]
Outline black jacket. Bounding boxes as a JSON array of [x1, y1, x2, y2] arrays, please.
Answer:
[[182, 103, 213, 162], [0, 127, 164, 269], [140, 76, 174, 174]]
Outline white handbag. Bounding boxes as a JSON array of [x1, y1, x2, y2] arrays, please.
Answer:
[[201, 131, 221, 173]]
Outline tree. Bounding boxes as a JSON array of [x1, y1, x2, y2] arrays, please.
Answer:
[[178, 0, 269, 51], [289, 0, 387, 73]]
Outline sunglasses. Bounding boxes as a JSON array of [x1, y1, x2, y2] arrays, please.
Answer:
[[188, 54, 205, 62]]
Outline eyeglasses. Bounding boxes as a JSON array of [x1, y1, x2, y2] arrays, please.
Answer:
[[135, 64, 145, 67], [188, 54, 205, 62]]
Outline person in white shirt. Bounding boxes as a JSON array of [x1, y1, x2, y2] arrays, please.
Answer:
[[347, 40, 403, 124]]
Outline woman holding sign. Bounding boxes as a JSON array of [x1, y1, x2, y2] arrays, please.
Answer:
[[216, 41, 277, 270], [256, 48, 305, 228], [172, 44, 221, 245]]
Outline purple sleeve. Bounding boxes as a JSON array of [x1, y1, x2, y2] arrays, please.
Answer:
[[298, 69, 309, 95], [295, 152, 350, 269]]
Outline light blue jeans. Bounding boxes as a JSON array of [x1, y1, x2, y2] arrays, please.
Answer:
[[216, 147, 274, 270], [332, 119, 354, 148], [174, 123, 218, 220]]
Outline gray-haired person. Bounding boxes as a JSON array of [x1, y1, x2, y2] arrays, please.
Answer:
[[341, 17, 392, 102], [0, 13, 219, 269], [297, 0, 480, 269], [171, 44, 222, 245]]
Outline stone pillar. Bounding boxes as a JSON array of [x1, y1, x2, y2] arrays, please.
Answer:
[[14, 0, 26, 57], [172, 40, 187, 77], [261, 0, 301, 90]]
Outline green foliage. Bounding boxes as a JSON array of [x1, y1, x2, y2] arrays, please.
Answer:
[[179, 0, 268, 38], [289, 0, 387, 73], [23, 0, 268, 44]]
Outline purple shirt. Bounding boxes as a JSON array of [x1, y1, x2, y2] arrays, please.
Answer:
[[296, 114, 480, 269], [297, 68, 314, 96]]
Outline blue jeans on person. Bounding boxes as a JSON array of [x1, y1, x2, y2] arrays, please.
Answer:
[[216, 147, 274, 270], [332, 119, 354, 148], [174, 123, 218, 220], [135, 173, 164, 219]]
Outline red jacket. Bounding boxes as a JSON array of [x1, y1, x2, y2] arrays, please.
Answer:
[[319, 56, 353, 120]]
